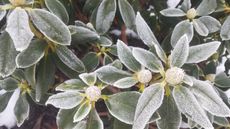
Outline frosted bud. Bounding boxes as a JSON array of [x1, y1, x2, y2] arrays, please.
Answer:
[[85, 86, 101, 101], [165, 67, 185, 85], [10, 0, 26, 6], [186, 8, 197, 20], [137, 69, 152, 83]]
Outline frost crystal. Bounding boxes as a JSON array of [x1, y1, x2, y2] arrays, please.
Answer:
[[165, 67, 185, 85], [85, 86, 101, 101], [186, 8, 197, 20], [137, 69, 152, 83]]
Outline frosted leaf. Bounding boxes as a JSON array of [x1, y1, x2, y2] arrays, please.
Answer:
[[29, 9, 71, 45], [6, 7, 34, 52], [117, 40, 141, 72], [46, 91, 84, 109], [79, 72, 97, 86], [133, 83, 164, 129], [170, 35, 189, 67], [186, 41, 220, 63], [0, 32, 17, 78], [192, 79, 230, 117], [173, 86, 214, 129]]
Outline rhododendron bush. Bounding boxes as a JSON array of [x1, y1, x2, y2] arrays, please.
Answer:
[[0, 0, 230, 129]]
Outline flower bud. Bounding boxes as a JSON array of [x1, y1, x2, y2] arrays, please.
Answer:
[[186, 8, 197, 20], [165, 67, 185, 85], [137, 69, 152, 83], [85, 86, 101, 102], [10, 0, 26, 6]]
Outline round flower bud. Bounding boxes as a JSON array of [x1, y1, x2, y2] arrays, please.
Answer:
[[85, 86, 101, 102], [10, 0, 26, 6], [165, 67, 185, 85], [137, 69, 152, 83], [186, 8, 197, 20]]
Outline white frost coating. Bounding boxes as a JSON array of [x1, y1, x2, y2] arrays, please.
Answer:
[[186, 8, 197, 19], [173, 87, 214, 129], [0, 89, 20, 129], [192, 79, 230, 117], [85, 86, 101, 102], [133, 84, 164, 129], [165, 67, 185, 85], [137, 69, 152, 83], [167, 0, 181, 8], [6, 7, 34, 52]]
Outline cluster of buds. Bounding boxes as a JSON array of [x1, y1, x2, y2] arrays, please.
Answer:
[[186, 8, 197, 20], [85, 86, 101, 102], [165, 67, 185, 85], [137, 69, 152, 84]]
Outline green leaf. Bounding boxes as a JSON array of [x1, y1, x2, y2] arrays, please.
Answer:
[[0, 92, 13, 112], [215, 72, 230, 88], [97, 36, 113, 47], [183, 74, 193, 86], [86, 109, 103, 129], [133, 83, 164, 129], [96, 65, 132, 86], [113, 77, 138, 88], [57, 107, 79, 129], [96, 0, 116, 34], [118, 0, 135, 29], [82, 52, 99, 72], [132, 47, 163, 72], [0, 32, 17, 78], [113, 119, 132, 129], [171, 20, 193, 47], [29, 9, 71, 45], [56, 79, 87, 91], [24, 65, 36, 87], [83, 0, 102, 14], [193, 19, 209, 36], [16, 39, 46, 68], [156, 95, 181, 129], [213, 116, 230, 127], [160, 8, 186, 17], [181, 0, 191, 12], [192, 79, 230, 117], [46, 91, 84, 109], [0, 10, 6, 21], [135, 12, 166, 62], [79, 72, 97, 86], [196, 0, 217, 16], [74, 102, 92, 122], [170, 35, 189, 67], [45, 0, 69, 23], [0, 77, 19, 91], [56, 46, 85, 73], [53, 54, 79, 78], [106, 91, 140, 124], [35, 55, 55, 102], [198, 16, 221, 33], [186, 41, 220, 63], [14, 94, 30, 126], [221, 16, 230, 40], [173, 86, 213, 129], [69, 25, 100, 44], [74, 121, 87, 129], [117, 40, 141, 72], [6, 7, 34, 52]]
